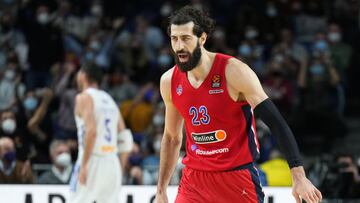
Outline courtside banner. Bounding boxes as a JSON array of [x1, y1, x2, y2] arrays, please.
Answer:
[[0, 185, 294, 203]]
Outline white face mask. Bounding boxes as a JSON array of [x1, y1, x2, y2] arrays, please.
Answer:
[[37, 13, 50, 25], [55, 152, 71, 167], [245, 29, 258, 40], [1, 118, 16, 134], [4, 70, 15, 81], [153, 114, 164, 126], [328, 32, 341, 43]]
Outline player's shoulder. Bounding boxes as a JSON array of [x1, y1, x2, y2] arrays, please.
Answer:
[[160, 67, 176, 101], [75, 92, 92, 105], [226, 57, 250, 73], [226, 57, 255, 80], [161, 66, 175, 83]]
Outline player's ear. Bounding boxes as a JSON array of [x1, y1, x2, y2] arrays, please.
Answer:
[[199, 32, 207, 46]]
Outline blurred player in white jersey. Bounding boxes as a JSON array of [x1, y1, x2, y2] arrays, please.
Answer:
[[69, 63, 133, 203]]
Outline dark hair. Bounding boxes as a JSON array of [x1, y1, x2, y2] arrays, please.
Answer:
[[168, 5, 215, 38], [80, 62, 103, 85]]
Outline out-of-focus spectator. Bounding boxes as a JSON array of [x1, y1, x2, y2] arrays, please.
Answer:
[[273, 28, 308, 65], [0, 110, 31, 161], [295, 45, 347, 151], [37, 140, 73, 184], [121, 82, 159, 133], [20, 3, 64, 89], [237, 26, 266, 76], [0, 137, 33, 183], [293, 1, 327, 44], [52, 55, 78, 141], [0, 12, 28, 69], [263, 60, 294, 116], [17, 88, 54, 162], [0, 56, 25, 110], [327, 23, 352, 81], [108, 71, 138, 104], [335, 154, 360, 198]]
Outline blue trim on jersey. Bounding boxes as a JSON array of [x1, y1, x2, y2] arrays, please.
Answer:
[[69, 163, 80, 192], [249, 166, 265, 203], [242, 105, 259, 161]]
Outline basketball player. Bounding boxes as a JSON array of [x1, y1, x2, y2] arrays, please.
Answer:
[[69, 63, 133, 203], [155, 6, 322, 203]]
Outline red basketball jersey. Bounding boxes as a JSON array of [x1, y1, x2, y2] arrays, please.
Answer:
[[171, 53, 260, 171]]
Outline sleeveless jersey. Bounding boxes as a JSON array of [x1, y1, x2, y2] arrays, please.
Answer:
[[75, 88, 119, 159], [171, 53, 260, 171]]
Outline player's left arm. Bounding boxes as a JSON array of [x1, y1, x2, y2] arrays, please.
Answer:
[[76, 93, 97, 185], [226, 58, 322, 203]]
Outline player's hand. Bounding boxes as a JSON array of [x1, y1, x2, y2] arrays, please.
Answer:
[[78, 165, 88, 185], [292, 177, 322, 203], [155, 192, 168, 203]]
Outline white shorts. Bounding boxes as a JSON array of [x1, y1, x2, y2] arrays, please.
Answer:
[[69, 154, 121, 203]]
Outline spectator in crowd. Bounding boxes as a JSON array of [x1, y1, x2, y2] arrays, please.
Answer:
[[335, 153, 360, 198], [296, 44, 347, 151], [0, 110, 31, 161], [0, 56, 25, 110], [107, 70, 138, 104], [37, 140, 73, 184], [52, 55, 78, 141], [327, 23, 352, 81], [263, 59, 295, 116], [18, 88, 54, 163], [20, 3, 64, 89], [0, 137, 33, 183]]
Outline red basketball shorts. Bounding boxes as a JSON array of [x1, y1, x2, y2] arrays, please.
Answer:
[[175, 164, 264, 203]]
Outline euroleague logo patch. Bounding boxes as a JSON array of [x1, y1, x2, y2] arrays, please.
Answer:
[[176, 84, 183, 95], [211, 74, 221, 88], [191, 130, 227, 144]]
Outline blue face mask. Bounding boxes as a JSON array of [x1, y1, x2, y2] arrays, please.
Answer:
[[239, 44, 252, 57], [24, 97, 38, 111], [3, 151, 16, 163], [158, 54, 172, 67], [314, 40, 328, 52], [309, 64, 325, 76]]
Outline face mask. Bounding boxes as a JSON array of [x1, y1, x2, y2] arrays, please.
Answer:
[[24, 97, 38, 111], [245, 29, 258, 40], [91, 5, 103, 16], [266, 6, 278, 17], [4, 70, 15, 81], [37, 13, 50, 25], [310, 64, 325, 76], [1, 118, 16, 134], [55, 152, 71, 167], [153, 139, 161, 153], [153, 114, 164, 126], [314, 40, 328, 52], [238, 44, 252, 57], [90, 41, 101, 51], [3, 151, 16, 163], [160, 4, 172, 16], [328, 32, 341, 43], [158, 54, 172, 67]]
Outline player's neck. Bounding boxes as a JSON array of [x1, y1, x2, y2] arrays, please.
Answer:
[[188, 50, 214, 81]]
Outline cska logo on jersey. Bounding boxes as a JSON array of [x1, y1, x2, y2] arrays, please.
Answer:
[[176, 84, 183, 95], [211, 74, 221, 88]]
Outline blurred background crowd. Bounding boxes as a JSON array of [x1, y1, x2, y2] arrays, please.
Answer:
[[0, 0, 359, 199]]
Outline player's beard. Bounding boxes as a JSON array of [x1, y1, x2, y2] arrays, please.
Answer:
[[174, 42, 202, 72]]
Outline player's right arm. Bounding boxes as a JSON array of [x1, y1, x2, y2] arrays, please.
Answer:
[[75, 93, 97, 185], [156, 68, 184, 203]]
